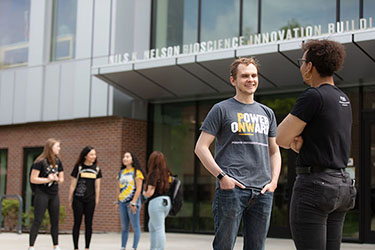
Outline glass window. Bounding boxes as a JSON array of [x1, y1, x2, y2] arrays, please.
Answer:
[[261, 0, 336, 35], [153, 0, 198, 49], [364, 0, 375, 20], [201, 0, 240, 42], [153, 102, 197, 232], [364, 85, 375, 109], [0, 149, 7, 198], [22, 148, 42, 222], [340, 0, 359, 23], [0, 0, 30, 69], [51, 0, 77, 61], [242, 0, 259, 36]]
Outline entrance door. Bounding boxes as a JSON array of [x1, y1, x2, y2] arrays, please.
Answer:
[[360, 111, 375, 243], [22, 148, 43, 219]]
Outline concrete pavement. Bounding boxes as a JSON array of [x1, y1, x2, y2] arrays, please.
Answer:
[[0, 232, 374, 250]]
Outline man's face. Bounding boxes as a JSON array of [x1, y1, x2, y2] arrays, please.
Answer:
[[230, 63, 259, 96]]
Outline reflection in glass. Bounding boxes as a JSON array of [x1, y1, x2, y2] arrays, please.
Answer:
[[0, 0, 30, 69], [371, 124, 375, 231], [261, 0, 335, 34], [242, 0, 258, 36], [340, 0, 359, 23], [201, 0, 240, 42], [153, 102, 196, 231], [23, 148, 43, 226], [196, 100, 219, 232], [51, 0, 77, 61], [341, 87, 360, 239], [364, 0, 375, 20], [259, 94, 298, 233], [153, 0, 198, 49], [0, 150, 7, 198]]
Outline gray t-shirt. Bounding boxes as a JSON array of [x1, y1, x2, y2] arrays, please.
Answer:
[[200, 98, 277, 189]]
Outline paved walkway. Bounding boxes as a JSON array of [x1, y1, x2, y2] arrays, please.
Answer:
[[1, 232, 374, 250]]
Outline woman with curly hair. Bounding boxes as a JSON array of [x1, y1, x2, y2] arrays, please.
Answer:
[[277, 39, 356, 250]]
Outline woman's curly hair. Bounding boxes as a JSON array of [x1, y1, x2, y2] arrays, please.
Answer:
[[303, 39, 346, 77]]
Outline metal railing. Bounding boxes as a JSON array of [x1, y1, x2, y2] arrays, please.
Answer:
[[0, 194, 23, 234]]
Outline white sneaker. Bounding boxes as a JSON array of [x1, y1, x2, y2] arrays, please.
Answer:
[[120, 248, 125, 250], [28, 248, 35, 250], [53, 247, 61, 250]]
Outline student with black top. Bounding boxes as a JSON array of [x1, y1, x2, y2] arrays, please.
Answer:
[[29, 138, 64, 250], [68, 146, 102, 250], [143, 151, 172, 250], [277, 39, 356, 250]]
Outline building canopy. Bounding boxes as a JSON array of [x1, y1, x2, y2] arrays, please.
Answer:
[[93, 30, 375, 102]]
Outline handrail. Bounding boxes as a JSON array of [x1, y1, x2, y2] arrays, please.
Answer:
[[0, 194, 23, 234]]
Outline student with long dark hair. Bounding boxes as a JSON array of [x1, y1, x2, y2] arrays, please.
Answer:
[[68, 146, 102, 250], [116, 152, 144, 250], [143, 151, 172, 250], [29, 138, 64, 250]]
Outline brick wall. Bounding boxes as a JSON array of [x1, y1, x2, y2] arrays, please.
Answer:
[[0, 116, 147, 232]]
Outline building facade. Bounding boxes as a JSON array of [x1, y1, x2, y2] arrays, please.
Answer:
[[0, 0, 374, 243]]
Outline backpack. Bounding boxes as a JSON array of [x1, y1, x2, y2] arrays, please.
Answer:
[[168, 175, 183, 216]]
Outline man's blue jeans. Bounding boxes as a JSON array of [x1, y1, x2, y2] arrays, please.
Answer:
[[119, 199, 141, 249], [212, 187, 273, 250]]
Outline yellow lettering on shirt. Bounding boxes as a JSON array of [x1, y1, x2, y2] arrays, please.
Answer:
[[80, 172, 97, 179]]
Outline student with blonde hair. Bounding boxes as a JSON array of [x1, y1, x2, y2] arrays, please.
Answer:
[[29, 138, 64, 250]]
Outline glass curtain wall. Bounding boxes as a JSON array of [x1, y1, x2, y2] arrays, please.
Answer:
[[200, 0, 240, 42], [363, 86, 375, 233], [261, 0, 336, 34], [340, 0, 359, 23], [242, 0, 259, 36], [196, 100, 219, 232], [0, 0, 30, 69], [257, 94, 299, 236], [153, 0, 198, 49], [51, 0, 77, 61], [364, 0, 375, 19], [153, 102, 197, 231]]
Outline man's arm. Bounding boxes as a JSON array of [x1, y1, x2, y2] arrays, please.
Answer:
[[261, 137, 281, 194], [194, 131, 245, 189], [276, 114, 306, 152]]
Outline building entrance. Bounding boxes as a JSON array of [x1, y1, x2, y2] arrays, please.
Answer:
[[361, 111, 375, 243]]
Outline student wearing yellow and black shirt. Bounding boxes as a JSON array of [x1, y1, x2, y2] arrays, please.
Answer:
[[116, 152, 144, 250], [68, 146, 102, 250]]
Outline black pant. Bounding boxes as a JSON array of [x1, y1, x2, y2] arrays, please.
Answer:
[[290, 170, 356, 250], [29, 190, 60, 246], [72, 198, 96, 249]]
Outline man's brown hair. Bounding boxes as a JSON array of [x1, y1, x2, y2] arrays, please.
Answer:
[[303, 39, 346, 77], [230, 57, 259, 80]]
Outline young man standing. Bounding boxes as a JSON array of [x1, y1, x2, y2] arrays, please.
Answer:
[[195, 57, 281, 250]]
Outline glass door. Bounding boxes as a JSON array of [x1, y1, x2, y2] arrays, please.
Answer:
[[22, 147, 43, 223], [152, 102, 196, 232], [0, 149, 7, 198], [0, 149, 8, 227], [361, 111, 375, 243]]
